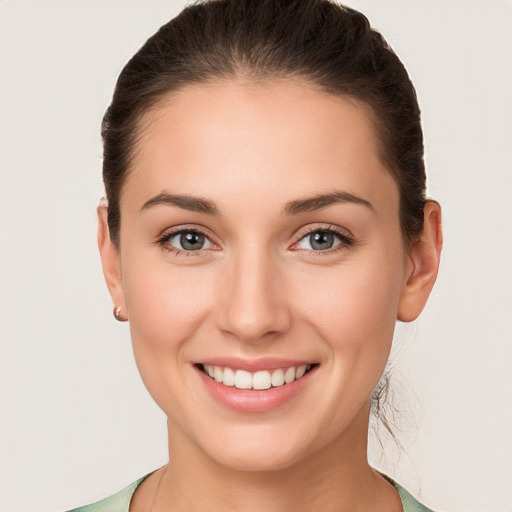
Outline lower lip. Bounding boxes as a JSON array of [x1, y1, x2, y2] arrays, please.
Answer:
[[195, 365, 318, 413]]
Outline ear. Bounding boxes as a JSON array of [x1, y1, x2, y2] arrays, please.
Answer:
[[397, 200, 443, 322], [97, 204, 128, 320]]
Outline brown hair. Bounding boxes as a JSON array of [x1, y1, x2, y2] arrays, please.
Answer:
[[102, 0, 426, 249]]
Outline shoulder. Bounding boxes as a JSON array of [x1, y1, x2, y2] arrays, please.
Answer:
[[392, 480, 436, 512], [378, 471, 436, 512], [64, 474, 149, 512], [63, 471, 436, 512]]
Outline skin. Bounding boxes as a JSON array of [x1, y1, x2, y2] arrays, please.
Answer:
[[98, 80, 442, 511]]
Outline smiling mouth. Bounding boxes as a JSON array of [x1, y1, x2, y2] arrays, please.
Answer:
[[199, 363, 317, 390]]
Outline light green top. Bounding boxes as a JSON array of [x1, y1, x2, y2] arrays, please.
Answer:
[[66, 472, 434, 512]]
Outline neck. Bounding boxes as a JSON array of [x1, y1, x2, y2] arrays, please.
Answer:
[[147, 403, 401, 512]]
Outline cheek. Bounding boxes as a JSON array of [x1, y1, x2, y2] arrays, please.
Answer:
[[123, 243, 216, 323], [294, 249, 405, 357], [120, 253, 216, 388]]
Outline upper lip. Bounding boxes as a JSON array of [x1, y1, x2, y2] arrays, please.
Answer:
[[195, 357, 317, 372]]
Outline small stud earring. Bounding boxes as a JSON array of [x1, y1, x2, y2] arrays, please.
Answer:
[[113, 306, 128, 322]]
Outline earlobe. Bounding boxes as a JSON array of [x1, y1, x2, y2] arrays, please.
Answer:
[[97, 204, 127, 318], [397, 200, 443, 322]]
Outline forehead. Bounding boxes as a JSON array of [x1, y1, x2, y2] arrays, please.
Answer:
[[123, 79, 397, 214]]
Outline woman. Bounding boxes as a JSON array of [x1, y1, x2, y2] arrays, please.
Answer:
[[69, 0, 442, 510]]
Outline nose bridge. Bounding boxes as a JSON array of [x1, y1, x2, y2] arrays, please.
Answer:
[[217, 239, 289, 342]]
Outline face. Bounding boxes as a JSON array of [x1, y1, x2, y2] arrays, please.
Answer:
[[100, 80, 434, 472]]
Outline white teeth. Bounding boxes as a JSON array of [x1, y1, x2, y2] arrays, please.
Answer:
[[234, 370, 253, 389], [214, 366, 223, 382], [223, 367, 235, 387], [271, 368, 285, 387], [253, 371, 272, 390], [296, 365, 307, 379], [284, 367, 296, 384], [202, 364, 314, 390]]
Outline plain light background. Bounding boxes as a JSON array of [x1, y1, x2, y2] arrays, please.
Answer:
[[1, 1, 511, 511]]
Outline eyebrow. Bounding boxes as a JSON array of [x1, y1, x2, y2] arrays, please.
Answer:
[[140, 193, 220, 215], [283, 191, 374, 215], [140, 190, 373, 216]]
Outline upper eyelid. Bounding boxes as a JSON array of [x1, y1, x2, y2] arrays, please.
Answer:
[[294, 224, 353, 240], [157, 224, 218, 242]]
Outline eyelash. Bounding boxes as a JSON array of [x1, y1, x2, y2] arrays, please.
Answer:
[[155, 226, 217, 257], [155, 224, 354, 256], [291, 225, 354, 254]]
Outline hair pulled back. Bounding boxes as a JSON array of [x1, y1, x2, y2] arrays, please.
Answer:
[[102, 0, 426, 247]]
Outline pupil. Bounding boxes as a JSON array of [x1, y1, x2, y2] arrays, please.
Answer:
[[310, 231, 334, 250], [181, 232, 204, 250]]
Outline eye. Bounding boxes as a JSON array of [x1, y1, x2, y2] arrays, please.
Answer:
[[159, 229, 217, 252], [292, 228, 352, 252]]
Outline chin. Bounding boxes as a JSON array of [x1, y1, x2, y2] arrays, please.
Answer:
[[196, 426, 318, 473], [211, 446, 304, 473]]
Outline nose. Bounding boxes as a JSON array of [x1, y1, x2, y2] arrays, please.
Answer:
[[215, 243, 291, 344]]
